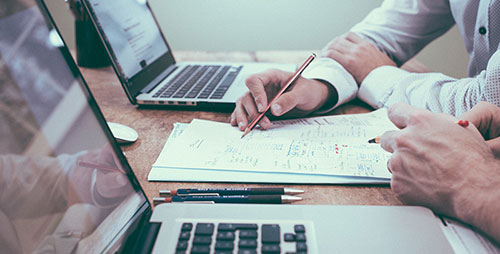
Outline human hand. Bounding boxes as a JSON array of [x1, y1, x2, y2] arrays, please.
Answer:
[[231, 69, 334, 131], [322, 32, 396, 84], [68, 145, 132, 207], [460, 101, 500, 157], [379, 103, 500, 225]]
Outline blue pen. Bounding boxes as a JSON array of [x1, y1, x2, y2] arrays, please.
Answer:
[[153, 195, 302, 204], [160, 188, 304, 196]]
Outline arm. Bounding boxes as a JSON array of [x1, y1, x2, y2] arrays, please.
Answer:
[[350, 0, 455, 66], [322, 0, 454, 84], [380, 103, 500, 243], [359, 49, 500, 116]]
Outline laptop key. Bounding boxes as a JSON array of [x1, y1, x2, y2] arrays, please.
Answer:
[[296, 242, 308, 252], [284, 233, 295, 242], [238, 249, 257, 254], [294, 224, 306, 233], [216, 231, 235, 240], [176, 240, 188, 251], [295, 233, 306, 242], [261, 224, 280, 243], [218, 223, 258, 231], [215, 240, 234, 250], [191, 245, 210, 254], [239, 239, 258, 248], [195, 223, 215, 235], [182, 223, 193, 231], [261, 244, 280, 253], [179, 231, 191, 241], [193, 236, 212, 245], [239, 230, 258, 239]]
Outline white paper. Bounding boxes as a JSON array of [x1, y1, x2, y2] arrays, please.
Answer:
[[151, 109, 395, 181]]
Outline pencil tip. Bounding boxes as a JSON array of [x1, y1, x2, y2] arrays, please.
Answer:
[[241, 129, 249, 139], [368, 138, 376, 143]]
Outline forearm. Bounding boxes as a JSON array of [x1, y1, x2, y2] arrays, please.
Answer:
[[456, 164, 500, 243], [358, 65, 497, 117], [350, 0, 454, 65]]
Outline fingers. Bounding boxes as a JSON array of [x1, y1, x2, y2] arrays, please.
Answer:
[[231, 93, 271, 131], [245, 69, 288, 113], [486, 137, 500, 158], [460, 101, 500, 139], [386, 103, 430, 129], [379, 130, 399, 153], [344, 32, 364, 43]]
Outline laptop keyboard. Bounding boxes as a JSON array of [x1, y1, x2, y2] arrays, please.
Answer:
[[153, 65, 242, 100], [175, 222, 308, 254]]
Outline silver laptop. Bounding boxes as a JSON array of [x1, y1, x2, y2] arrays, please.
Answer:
[[0, 1, 454, 253], [81, 0, 295, 109]]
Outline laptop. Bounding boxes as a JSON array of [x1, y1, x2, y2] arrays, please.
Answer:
[[80, 0, 296, 109], [0, 1, 455, 253]]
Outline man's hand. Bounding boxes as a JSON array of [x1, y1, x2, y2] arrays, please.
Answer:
[[231, 69, 335, 131], [461, 101, 500, 157], [380, 103, 500, 243], [322, 32, 396, 84]]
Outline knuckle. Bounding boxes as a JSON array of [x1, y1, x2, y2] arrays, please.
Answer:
[[393, 133, 411, 148]]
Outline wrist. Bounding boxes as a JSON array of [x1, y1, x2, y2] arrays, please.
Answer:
[[313, 79, 338, 112]]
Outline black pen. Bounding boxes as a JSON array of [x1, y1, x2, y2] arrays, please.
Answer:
[[159, 187, 304, 196], [153, 195, 302, 205]]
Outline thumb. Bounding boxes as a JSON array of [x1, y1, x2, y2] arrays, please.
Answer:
[[270, 91, 300, 116], [486, 137, 500, 158]]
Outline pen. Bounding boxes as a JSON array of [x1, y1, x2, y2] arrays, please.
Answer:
[[159, 187, 304, 196], [367, 119, 470, 144], [241, 53, 317, 138], [77, 160, 122, 173], [153, 195, 302, 204]]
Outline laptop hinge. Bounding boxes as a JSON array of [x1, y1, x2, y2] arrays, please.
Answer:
[[119, 208, 161, 254], [140, 65, 178, 94]]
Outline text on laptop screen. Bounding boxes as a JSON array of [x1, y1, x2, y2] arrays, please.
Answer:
[[0, 1, 148, 252], [87, 0, 168, 80]]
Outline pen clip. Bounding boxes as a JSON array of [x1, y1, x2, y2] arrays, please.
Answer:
[[178, 193, 220, 197], [181, 201, 216, 204]]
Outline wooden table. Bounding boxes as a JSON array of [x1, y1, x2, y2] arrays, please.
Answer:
[[79, 51, 402, 206]]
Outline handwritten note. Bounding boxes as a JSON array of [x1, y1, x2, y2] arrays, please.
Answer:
[[153, 109, 396, 179]]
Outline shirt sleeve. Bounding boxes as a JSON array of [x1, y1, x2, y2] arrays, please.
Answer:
[[301, 57, 358, 114], [359, 50, 500, 117], [350, 0, 455, 66]]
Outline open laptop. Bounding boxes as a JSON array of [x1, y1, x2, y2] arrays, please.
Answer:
[[80, 0, 295, 109], [0, 1, 455, 253]]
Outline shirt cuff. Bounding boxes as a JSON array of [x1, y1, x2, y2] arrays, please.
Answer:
[[301, 57, 358, 114], [358, 66, 409, 108]]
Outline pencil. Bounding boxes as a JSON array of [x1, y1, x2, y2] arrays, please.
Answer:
[[367, 119, 470, 144], [241, 53, 317, 138]]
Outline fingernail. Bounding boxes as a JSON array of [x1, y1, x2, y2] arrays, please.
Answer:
[[230, 115, 234, 123], [238, 122, 244, 129], [257, 103, 264, 112], [272, 104, 282, 115]]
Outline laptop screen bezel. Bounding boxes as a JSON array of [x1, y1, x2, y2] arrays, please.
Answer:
[[81, 0, 176, 104], [36, 1, 156, 251]]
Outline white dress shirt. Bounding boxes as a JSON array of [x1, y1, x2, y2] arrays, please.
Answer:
[[302, 0, 500, 116]]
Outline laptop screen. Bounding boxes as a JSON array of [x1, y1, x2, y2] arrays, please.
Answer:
[[0, 1, 149, 253], [83, 0, 176, 99], [85, 0, 168, 80]]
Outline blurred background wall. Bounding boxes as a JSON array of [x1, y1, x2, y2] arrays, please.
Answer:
[[45, 0, 469, 78]]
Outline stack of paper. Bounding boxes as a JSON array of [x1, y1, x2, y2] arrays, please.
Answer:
[[148, 109, 397, 184]]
